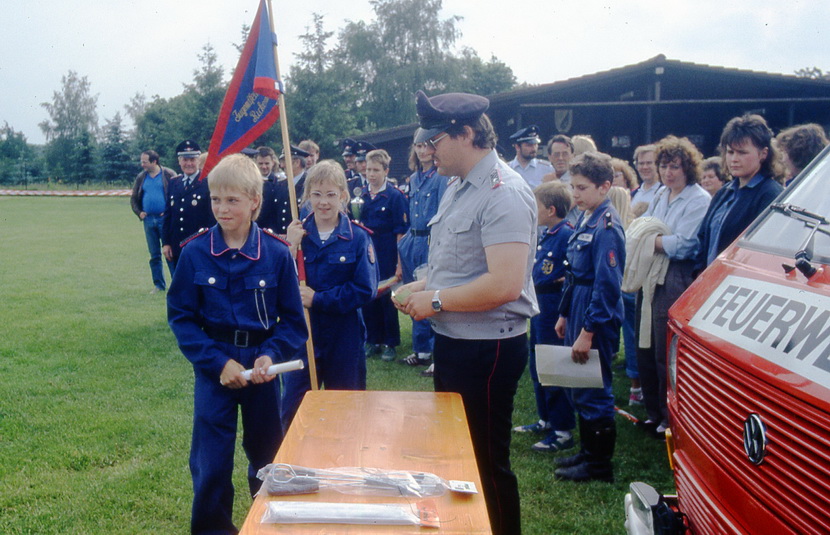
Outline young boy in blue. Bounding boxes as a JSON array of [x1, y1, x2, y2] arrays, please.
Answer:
[[167, 154, 307, 535], [514, 181, 577, 452], [554, 152, 625, 483], [358, 149, 410, 361], [281, 160, 378, 426]]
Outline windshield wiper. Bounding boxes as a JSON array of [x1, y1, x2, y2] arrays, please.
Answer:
[[770, 203, 830, 278]]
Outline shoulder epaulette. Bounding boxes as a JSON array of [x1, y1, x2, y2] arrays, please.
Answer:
[[351, 219, 374, 236], [179, 227, 209, 248], [262, 227, 291, 246], [604, 211, 614, 230]]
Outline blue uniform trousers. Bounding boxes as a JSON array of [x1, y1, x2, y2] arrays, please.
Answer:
[[190, 344, 283, 535], [564, 286, 619, 422], [398, 233, 434, 353], [433, 333, 527, 535], [281, 312, 368, 430], [529, 292, 575, 432]]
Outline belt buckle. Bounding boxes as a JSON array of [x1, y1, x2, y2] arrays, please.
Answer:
[[234, 330, 250, 348]]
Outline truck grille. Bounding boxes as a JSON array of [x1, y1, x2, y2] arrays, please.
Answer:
[[674, 334, 830, 534]]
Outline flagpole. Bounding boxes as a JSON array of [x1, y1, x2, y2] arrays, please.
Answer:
[[267, 0, 319, 391]]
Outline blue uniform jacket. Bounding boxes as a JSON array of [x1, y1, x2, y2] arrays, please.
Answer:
[[398, 167, 448, 282], [257, 175, 292, 234], [359, 183, 410, 279], [563, 199, 625, 336], [532, 220, 573, 345], [167, 223, 308, 377], [302, 213, 378, 316], [162, 172, 216, 259]]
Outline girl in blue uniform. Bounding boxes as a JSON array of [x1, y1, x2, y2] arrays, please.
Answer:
[[358, 149, 410, 361], [167, 154, 307, 535], [282, 160, 378, 425], [554, 151, 625, 483]]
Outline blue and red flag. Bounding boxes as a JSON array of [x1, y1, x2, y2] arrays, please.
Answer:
[[201, 0, 281, 178]]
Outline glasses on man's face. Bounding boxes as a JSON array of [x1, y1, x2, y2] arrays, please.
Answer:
[[427, 133, 449, 150]]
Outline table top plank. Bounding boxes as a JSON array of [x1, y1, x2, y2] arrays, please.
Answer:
[[239, 390, 491, 534]]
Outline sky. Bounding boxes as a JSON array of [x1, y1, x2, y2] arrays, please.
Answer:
[[2, 0, 829, 145]]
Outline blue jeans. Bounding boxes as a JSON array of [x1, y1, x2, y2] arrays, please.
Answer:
[[622, 291, 639, 379], [143, 214, 172, 290]]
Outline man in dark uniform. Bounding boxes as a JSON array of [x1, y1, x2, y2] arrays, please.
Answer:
[[347, 141, 376, 197], [342, 138, 358, 185], [254, 146, 292, 235], [278, 145, 311, 204], [395, 91, 538, 535], [162, 139, 215, 271]]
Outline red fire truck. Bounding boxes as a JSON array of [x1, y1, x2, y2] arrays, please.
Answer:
[[625, 146, 830, 534]]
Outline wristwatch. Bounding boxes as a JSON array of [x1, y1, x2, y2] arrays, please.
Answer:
[[431, 290, 443, 312]]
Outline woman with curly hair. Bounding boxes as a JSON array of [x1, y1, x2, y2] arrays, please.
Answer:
[[776, 123, 829, 185], [636, 135, 710, 439]]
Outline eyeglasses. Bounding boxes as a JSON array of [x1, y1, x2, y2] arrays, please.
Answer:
[[427, 133, 449, 150]]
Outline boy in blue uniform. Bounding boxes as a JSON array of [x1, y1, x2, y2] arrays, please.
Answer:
[[554, 152, 625, 483], [167, 154, 307, 534], [514, 181, 577, 451], [358, 149, 410, 361], [281, 160, 378, 426], [399, 136, 448, 367]]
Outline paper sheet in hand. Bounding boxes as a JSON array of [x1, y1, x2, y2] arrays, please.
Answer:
[[535, 345, 603, 388]]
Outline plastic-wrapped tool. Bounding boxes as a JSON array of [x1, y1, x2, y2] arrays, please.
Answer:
[[260, 500, 440, 528], [256, 463, 448, 498]]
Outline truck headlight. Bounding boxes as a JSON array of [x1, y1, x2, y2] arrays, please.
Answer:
[[625, 482, 684, 535], [668, 334, 678, 395]]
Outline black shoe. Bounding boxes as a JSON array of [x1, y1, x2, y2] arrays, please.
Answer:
[[555, 452, 584, 468], [554, 461, 614, 483]]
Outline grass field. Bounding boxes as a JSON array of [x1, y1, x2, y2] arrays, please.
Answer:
[[0, 196, 673, 534]]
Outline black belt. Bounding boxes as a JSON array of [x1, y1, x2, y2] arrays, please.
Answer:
[[410, 229, 430, 237], [572, 277, 594, 286], [203, 325, 274, 348], [535, 280, 564, 294]]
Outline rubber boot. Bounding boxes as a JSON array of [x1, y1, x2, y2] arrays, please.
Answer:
[[555, 416, 590, 468], [554, 418, 615, 483]]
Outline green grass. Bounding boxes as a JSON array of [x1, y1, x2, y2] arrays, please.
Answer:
[[0, 196, 673, 534]]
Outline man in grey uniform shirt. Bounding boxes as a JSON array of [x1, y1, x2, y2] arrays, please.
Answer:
[[396, 90, 538, 535]]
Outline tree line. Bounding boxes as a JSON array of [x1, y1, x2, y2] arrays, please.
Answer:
[[0, 0, 517, 187]]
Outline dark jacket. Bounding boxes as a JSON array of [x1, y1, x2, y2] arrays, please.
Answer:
[[130, 166, 177, 218], [695, 174, 783, 272]]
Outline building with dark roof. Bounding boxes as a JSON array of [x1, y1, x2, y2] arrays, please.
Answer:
[[358, 54, 830, 179]]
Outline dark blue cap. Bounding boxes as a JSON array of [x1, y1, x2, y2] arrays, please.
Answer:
[[278, 145, 311, 160], [341, 138, 357, 157], [176, 139, 201, 157], [354, 141, 377, 161], [509, 125, 541, 144], [240, 147, 258, 157], [414, 90, 489, 143]]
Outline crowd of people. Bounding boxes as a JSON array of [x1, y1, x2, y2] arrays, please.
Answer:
[[129, 89, 828, 534]]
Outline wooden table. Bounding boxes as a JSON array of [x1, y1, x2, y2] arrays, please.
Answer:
[[239, 390, 491, 534]]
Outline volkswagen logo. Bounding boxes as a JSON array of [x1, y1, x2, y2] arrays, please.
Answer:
[[743, 414, 768, 465]]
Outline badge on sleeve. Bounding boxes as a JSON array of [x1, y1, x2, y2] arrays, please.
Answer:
[[608, 249, 618, 268], [489, 169, 503, 189], [542, 259, 554, 275], [368, 243, 376, 264]]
